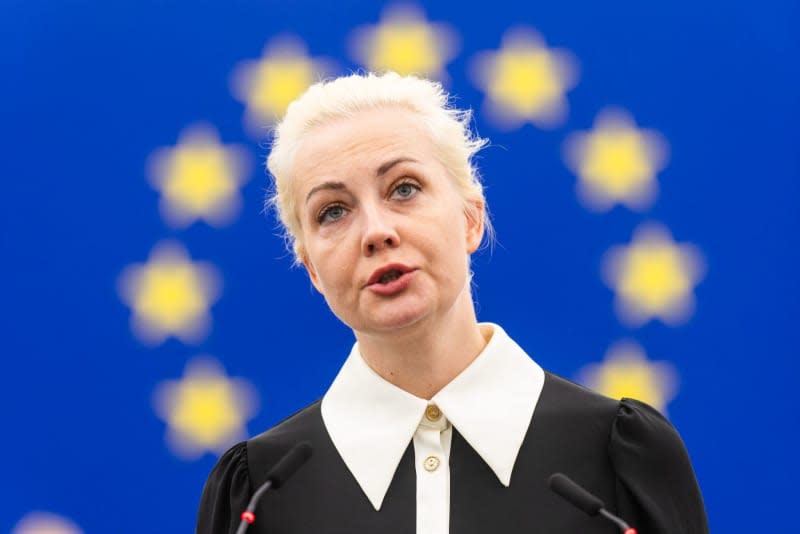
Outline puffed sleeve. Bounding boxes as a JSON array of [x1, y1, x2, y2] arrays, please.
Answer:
[[610, 399, 709, 534], [196, 441, 251, 534]]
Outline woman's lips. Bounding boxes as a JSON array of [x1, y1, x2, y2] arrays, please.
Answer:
[[366, 263, 414, 286], [367, 269, 417, 296]]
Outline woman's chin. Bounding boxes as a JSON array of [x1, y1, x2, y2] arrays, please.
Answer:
[[357, 302, 432, 334]]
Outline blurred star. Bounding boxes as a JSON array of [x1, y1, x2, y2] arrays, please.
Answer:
[[12, 512, 83, 534], [602, 223, 705, 326], [470, 27, 578, 129], [147, 123, 251, 228], [231, 35, 331, 135], [577, 340, 678, 413], [153, 356, 259, 459], [348, 3, 459, 80], [564, 108, 669, 211], [118, 241, 221, 345]]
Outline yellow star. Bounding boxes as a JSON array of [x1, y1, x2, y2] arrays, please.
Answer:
[[603, 224, 705, 326], [348, 4, 458, 80], [12, 512, 83, 534], [153, 357, 258, 459], [231, 35, 330, 134], [470, 27, 578, 129], [564, 108, 669, 211], [577, 340, 678, 413], [117, 241, 221, 345], [147, 123, 251, 228]]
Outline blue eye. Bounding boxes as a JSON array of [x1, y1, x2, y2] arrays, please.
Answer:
[[391, 181, 420, 199], [318, 204, 347, 224]]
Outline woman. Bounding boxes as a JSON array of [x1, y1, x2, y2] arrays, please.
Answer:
[[197, 72, 708, 534]]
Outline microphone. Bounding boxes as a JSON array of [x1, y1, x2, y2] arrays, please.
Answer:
[[236, 442, 313, 534], [548, 473, 637, 534]]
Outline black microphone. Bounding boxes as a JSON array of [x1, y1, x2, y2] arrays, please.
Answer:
[[236, 442, 313, 534], [548, 473, 637, 534]]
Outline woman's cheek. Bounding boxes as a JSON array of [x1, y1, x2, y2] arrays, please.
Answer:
[[317, 215, 352, 241]]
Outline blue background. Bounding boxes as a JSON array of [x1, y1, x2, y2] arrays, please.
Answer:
[[1, 0, 798, 532]]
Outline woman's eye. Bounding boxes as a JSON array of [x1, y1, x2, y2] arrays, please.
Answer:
[[318, 204, 347, 224], [391, 181, 420, 200]]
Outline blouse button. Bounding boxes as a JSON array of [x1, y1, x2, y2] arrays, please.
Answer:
[[425, 404, 442, 422], [423, 455, 441, 472]]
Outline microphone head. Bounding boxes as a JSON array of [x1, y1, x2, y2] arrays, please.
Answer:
[[548, 473, 604, 516], [266, 442, 313, 488]]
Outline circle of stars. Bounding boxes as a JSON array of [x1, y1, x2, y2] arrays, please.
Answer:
[[147, 123, 252, 228], [577, 340, 679, 413], [564, 107, 669, 211], [348, 3, 459, 80], [230, 35, 332, 136], [153, 357, 259, 459], [116, 3, 710, 468], [118, 241, 221, 346], [470, 27, 579, 129], [602, 223, 706, 327]]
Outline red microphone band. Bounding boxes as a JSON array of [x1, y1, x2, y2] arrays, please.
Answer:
[[624, 529, 637, 534], [240, 511, 255, 524]]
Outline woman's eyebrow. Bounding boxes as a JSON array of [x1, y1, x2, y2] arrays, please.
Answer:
[[376, 157, 418, 177], [305, 181, 346, 204], [305, 158, 418, 204]]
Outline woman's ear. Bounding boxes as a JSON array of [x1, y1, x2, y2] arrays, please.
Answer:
[[465, 200, 486, 254], [300, 249, 323, 293]]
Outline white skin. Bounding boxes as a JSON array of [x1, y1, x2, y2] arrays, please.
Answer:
[[290, 107, 489, 400]]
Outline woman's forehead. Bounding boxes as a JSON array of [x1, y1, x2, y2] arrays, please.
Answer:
[[292, 109, 436, 182]]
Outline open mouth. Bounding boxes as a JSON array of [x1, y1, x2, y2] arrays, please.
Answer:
[[377, 269, 404, 284], [367, 264, 415, 287]]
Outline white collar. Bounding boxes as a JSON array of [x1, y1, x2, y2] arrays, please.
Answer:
[[320, 323, 545, 510]]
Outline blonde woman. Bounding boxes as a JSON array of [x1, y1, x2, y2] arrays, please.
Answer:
[[197, 72, 708, 534]]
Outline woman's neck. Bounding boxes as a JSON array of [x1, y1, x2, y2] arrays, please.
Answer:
[[354, 293, 489, 400]]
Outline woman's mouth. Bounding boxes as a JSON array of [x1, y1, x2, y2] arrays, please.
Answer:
[[366, 264, 417, 296], [377, 269, 403, 284], [366, 263, 415, 286]]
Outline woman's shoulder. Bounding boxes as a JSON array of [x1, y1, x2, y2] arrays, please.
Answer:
[[534, 372, 688, 461], [610, 399, 709, 532], [537, 371, 620, 422], [610, 396, 697, 478], [541, 371, 674, 415], [196, 441, 250, 534], [203, 398, 324, 493], [246, 399, 325, 468], [538, 372, 708, 532], [196, 399, 325, 533], [250, 398, 324, 444]]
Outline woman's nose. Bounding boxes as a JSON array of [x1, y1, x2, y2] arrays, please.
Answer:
[[361, 207, 400, 256]]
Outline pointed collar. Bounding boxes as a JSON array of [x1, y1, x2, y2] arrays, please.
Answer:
[[320, 323, 545, 510]]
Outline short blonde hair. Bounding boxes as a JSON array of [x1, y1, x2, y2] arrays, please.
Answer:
[[266, 71, 491, 262]]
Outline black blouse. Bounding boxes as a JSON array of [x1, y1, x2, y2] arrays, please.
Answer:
[[197, 372, 708, 534]]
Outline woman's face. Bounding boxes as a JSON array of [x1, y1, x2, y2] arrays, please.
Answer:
[[291, 107, 484, 337]]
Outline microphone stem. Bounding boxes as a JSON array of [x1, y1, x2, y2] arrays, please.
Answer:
[[248, 479, 274, 511], [598, 508, 631, 532], [235, 480, 274, 534], [235, 520, 249, 534]]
